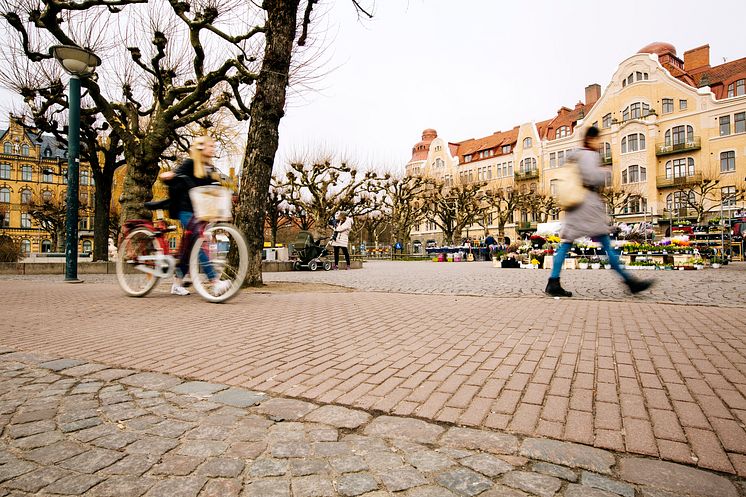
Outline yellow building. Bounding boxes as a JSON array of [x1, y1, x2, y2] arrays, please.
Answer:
[[0, 115, 95, 256], [407, 42, 746, 245]]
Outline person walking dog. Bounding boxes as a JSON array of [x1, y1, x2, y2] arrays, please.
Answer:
[[331, 212, 353, 269], [546, 126, 654, 297]]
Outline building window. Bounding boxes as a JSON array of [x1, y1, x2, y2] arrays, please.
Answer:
[[727, 79, 745, 98], [79, 217, 90, 230], [21, 165, 32, 181], [735, 112, 745, 134], [42, 169, 54, 182], [1, 212, 8, 227], [550, 179, 558, 196], [80, 170, 89, 186], [622, 165, 646, 184], [464, 154, 472, 163], [0, 164, 9, 179], [665, 158, 695, 179], [41, 190, 53, 202], [602, 114, 612, 128], [602, 142, 611, 160], [519, 158, 536, 172], [722, 186, 737, 207], [0, 188, 9, 203], [20, 189, 32, 204], [3, 143, 11, 154], [679, 100, 687, 110], [665, 125, 694, 146], [557, 151, 565, 167], [41, 240, 52, 253], [62, 169, 68, 184], [556, 126, 570, 139], [623, 102, 650, 121], [626, 196, 647, 214], [20, 212, 31, 228], [720, 116, 731, 136], [621, 133, 645, 153], [523, 137, 532, 149], [502, 145, 511, 154], [721, 151, 736, 172], [21, 239, 31, 255], [82, 240, 92, 253], [662, 98, 674, 114], [21, 144, 30, 156], [549, 153, 556, 168], [667, 191, 695, 211]]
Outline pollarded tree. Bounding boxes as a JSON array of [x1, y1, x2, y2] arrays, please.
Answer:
[[27, 197, 68, 251], [281, 157, 381, 240], [424, 180, 487, 246], [265, 177, 293, 247], [479, 186, 525, 241], [380, 173, 431, 246]]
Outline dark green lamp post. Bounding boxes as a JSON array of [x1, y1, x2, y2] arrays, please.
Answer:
[[50, 45, 101, 282]]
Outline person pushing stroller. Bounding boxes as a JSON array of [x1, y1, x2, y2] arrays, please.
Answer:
[[330, 212, 353, 270]]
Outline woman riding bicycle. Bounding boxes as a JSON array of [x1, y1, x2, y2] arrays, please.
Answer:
[[160, 136, 231, 296]]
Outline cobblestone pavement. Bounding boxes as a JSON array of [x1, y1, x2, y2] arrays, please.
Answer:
[[0, 353, 744, 497], [3, 269, 746, 482], [264, 260, 746, 307]]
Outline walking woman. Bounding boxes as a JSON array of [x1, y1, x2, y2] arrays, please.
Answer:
[[331, 212, 353, 269], [546, 126, 653, 297]]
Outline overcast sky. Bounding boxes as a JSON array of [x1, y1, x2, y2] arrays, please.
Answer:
[[2, 0, 745, 173]]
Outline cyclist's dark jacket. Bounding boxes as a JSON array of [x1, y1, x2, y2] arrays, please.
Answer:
[[166, 158, 216, 218]]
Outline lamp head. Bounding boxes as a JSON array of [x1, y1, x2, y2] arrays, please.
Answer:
[[49, 45, 101, 76]]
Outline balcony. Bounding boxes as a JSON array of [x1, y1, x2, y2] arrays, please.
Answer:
[[601, 156, 613, 166], [655, 137, 701, 156], [656, 172, 702, 189], [514, 170, 539, 181]]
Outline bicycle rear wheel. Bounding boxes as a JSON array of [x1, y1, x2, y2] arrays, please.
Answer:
[[116, 228, 161, 297], [189, 223, 249, 303]]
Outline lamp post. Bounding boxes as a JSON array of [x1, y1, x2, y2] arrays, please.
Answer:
[[50, 45, 100, 282]]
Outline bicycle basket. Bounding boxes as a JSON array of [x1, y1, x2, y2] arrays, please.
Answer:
[[189, 186, 233, 221]]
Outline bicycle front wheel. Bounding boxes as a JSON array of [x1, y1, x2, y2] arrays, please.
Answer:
[[189, 223, 249, 303], [116, 228, 161, 297]]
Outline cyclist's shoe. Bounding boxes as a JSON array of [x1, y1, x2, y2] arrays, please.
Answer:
[[171, 284, 190, 296], [213, 280, 232, 296]]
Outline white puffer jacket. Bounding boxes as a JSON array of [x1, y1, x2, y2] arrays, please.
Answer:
[[331, 217, 353, 247]]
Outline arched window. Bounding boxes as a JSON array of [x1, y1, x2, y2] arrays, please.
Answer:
[[622, 102, 650, 121], [519, 158, 536, 173], [3, 142, 11, 154], [728, 79, 746, 98], [20, 189, 32, 204], [21, 165, 32, 181], [41, 190, 53, 202], [621, 165, 646, 184], [82, 240, 92, 253], [0, 164, 9, 179], [624, 196, 648, 214], [0, 188, 9, 203], [41, 240, 52, 253], [666, 191, 695, 211], [44, 147, 52, 157], [621, 133, 646, 153], [602, 142, 611, 160], [21, 240, 31, 255], [665, 158, 695, 179], [21, 144, 30, 156], [523, 137, 532, 149], [664, 125, 694, 146], [556, 126, 570, 139]]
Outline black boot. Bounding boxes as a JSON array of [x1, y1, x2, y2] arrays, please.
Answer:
[[625, 277, 654, 294], [545, 277, 572, 297]]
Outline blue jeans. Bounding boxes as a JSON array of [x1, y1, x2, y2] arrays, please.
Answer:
[[177, 211, 216, 281], [550, 235, 630, 281]]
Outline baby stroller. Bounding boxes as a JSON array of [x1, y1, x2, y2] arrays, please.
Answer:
[[291, 231, 333, 271]]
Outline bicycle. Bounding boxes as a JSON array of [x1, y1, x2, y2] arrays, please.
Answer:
[[115, 186, 249, 303]]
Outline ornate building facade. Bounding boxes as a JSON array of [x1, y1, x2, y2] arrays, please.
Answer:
[[407, 43, 746, 246], [0, 115, 96, 255]]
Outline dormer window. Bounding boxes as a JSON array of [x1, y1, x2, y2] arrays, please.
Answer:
[[502, 145, 511, 154], [44, 147, 52, 157], [3, 143, 11, 154], [622, 71, 649, 87], [464, 154, 472, 163], [21, 144, 30, 156], [728, 79, 745, 98], [556, 126, 570, 139]]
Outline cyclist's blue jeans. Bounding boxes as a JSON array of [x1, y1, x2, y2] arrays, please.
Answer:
[[550, 235, 630, 281], [177, 211, 216, 281]]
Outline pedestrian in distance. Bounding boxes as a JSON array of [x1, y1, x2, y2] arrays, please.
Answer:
[[159, 136, 231, 297], [331, 211, 353, 270], [546, 126, 654, 297]]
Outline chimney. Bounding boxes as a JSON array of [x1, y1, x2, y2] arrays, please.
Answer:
[[684, 44, 710, 72], [585, 84, 601, 107]]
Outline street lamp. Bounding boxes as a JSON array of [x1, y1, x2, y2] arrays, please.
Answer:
[[50, 45, 101, 282]]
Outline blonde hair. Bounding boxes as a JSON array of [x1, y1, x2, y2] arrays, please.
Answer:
[[189, 136, 214, 179]]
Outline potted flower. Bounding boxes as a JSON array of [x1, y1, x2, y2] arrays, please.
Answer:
[[590, 256, 601, 270], [578, 257, 589, 270], [530, 258, 540, 269], [691, 257, 705, 270]]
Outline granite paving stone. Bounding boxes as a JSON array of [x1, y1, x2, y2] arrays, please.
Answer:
[[87, 475, 157, 497], [440, 427, 519, 455], [580, 471, 635, 497], [41, 473, 105, 495], [57, 448, 125, 473], [365, 416, 445, 444], [142, 476, 207, 497], [618, 457, 738, 497], [563, 485, 620, 497], [125, 436, 179, 456], [288, 458, 329, 476], [337, 472, 379, 496], [243, 478, 290, 497], [250, 458, 288, 477], [380, 466, 428, 491], [175, 440, 229, 458], [328, 454, 368, 473], [209, 388, 266, 408], [1, 465, 69, 492], [24, 440, 86, 465], [252, 398, 317, 420], [290, 475, 336, 497], [303, 405, 372, 429], [519, 438, 615, 474], [98, 454, 158, 476], [198, 478, 242, 497], [195, 457, 245, 477], [120, 373, 183, 391], [404, 486, 460, 497], [531, 462, 578, 482], [151, 454, 204, 476], [39, 359, 86, 372], [406, 449, 457, 472], [171, 381, 228, 397], [460, 453, 514, 477], [435, 467, 493, 496]]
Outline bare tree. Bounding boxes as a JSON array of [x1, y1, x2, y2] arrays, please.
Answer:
[[479, 187, 524, 241], [380, 173, 431, 246], [28, 198, 67, 251], [265, 177, 293, 247], [424, 180, 487, 246]]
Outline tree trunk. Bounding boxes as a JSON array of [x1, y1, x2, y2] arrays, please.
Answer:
[[92, 168, 114, 261], [234, 0, 300, 286], [56, 230, 64, 252], [120, 155, 159, 223]]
